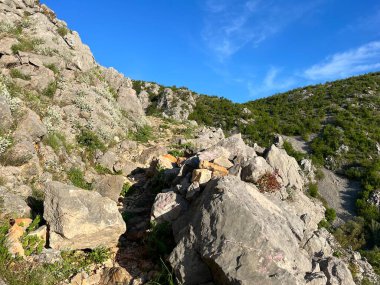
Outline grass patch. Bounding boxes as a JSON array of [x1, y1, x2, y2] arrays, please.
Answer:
[[0, 220, 111, 285], [77, 129, 106, 154], [11, 37, 43, 54], [10, 69, 30, 80], [308, 183, 318, 198], [67, 167, 91, 190], [43, 132, 68, 153], [146, 221, 175, 262], [56, 26, 69, 37], [120, 182, 132, 197], [94, 164, 113, 175], [44, 63, 59, 75], [41, 81, 57, 98], [129, 125, 154, 143]]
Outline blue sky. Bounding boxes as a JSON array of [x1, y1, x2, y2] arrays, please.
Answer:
[[41, 0, 380, 102]]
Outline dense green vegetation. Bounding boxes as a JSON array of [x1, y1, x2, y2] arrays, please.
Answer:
[[189, 71, 380, 273]]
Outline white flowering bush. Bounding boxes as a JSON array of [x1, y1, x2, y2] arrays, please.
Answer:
[[0, 81, 21, 112], [0, 135, 12, 155], [73, 96, 93, 112], [42, 106, 63, 133]]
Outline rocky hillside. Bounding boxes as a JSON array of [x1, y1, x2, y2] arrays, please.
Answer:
[[0, 1, 379, 285]]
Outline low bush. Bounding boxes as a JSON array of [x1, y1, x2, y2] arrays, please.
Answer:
[[10, 69, 30, 80], [325, 208, 336, 223], [56, 26, 69, 37], [76, 129, 105, 153], [146, 221, 175, 261], [41, 81, 57, 98], [120, 182, 132, 197], [256, 171, 281, 193], [308, 183, 318, 197], [67, 167, 91, 190], [129, 125, 154, 143], [11, 37, 43, 54]]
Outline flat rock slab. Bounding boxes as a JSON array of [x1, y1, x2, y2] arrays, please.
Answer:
[[43, 181, 126, 250]]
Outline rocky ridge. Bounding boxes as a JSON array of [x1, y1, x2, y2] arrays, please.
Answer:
[[0, 1, 378, 285]]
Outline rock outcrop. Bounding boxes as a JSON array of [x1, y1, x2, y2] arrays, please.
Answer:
[[43, 181, 126, 250]]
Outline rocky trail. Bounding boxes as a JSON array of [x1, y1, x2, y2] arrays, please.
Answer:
[[318, 168, 361, 225], [284, 136, 362, 225]]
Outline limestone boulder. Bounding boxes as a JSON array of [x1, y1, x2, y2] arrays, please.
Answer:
[[43, 181, 126, 250], [266, 145, 304, 190], [93, 175, 125, 202], [191, 169, 212, 185], [138, 145, 168, 166], [0, 187, 31, 218], [14, 109, 47, 142], [170, 176, 314, 285], [151, 191, 188, 223], [241, 156, 274, 183], [319, 257, 355, 285]]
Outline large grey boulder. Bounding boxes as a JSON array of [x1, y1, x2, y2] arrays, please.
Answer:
[[151, 191, 188, 223], [266, 145, 304, 190], [138, 145, 168, 166], [93, 175, 125, 202], [13, 109, 47, 142], [182, 127, 225, 151], [43, 181, 126, 250], [169, 176, 317, 285], [319, 257, 355, 285], [0, 187, 31, 218], [241, 156, 274, 183], [117, 87, 145, 120]]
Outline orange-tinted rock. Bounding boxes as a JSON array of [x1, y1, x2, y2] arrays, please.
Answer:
[[199, 160, 228, 177], [177, 157, 187, 166], [163, 154, 177, 163], [5, 218, 32, 257]]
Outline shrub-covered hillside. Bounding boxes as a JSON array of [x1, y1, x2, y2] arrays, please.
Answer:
[[189, 72, 380, 274], [190, 72, 380, 173]]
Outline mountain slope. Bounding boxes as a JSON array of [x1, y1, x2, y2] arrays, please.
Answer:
[[0, 1, 379, 285]]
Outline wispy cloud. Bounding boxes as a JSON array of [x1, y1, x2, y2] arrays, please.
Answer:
[[201, 0, 322, 60], [304, 41, 380, 80], [247, 67, 296, 97]]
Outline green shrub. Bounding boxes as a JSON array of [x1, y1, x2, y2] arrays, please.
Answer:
[[325, 208, 336, 223], [87, 247, 110, 264], [146, 221, 175, 261], [333, 218, 366, 250], [283, 141, 305, 162], [94, 164, 113, 175], [44, 63, 59, 75], [67, 167, 91, 190], [308, 183, 318, 197], [21, 235, 44, 256], [43, 132, 66, 153], [41, 81, 57, 98], [120, 182, 132, 197], [10, 69, 31, 80], [129, 125, 154, 143], [56, 26, 69, 37], [76, 129, 105, 153], [11, 37, 43, 54]]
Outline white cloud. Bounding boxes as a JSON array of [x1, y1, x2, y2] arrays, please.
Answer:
[[304, 41, 380, 80], [247, 67, 296, 97], [202, 0, 322, 61]]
